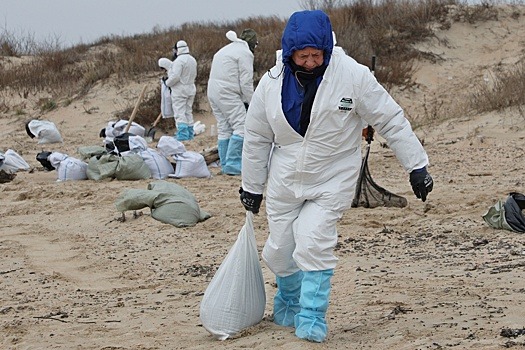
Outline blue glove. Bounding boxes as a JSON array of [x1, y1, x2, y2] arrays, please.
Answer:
[[239, 187, 263, 214], [409, 167, 433, 202]]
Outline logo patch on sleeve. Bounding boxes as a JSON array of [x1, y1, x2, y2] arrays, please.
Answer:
[[338, 97, 354, 111]]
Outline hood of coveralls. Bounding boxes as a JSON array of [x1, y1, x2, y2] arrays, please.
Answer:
[[281, 10, 333, 67], [176, 40, 190, 55]]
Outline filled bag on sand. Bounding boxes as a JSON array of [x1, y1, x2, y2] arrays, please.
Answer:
[[200, 211, 266, 340], [157, 136, 210, 178], [87, 153, 151, 181], [114, 180, 211, 227], [25, 120, 63, 144], [0, 149, 30, 173], [48, 152, 88, 181], [483, 192, 525, 233]]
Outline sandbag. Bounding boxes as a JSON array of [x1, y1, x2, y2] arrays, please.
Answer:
[[136, 149, 174, 180], [171, 152, 210, 179], [26, 120, 63, 144], [0, 149, 30, 173], [157, 136, 210, 179], [48, 152, 88, 181], [77, 146, 107, 161], [121, 135, 174, 180], [114, 180, 211, 227], [483, 192, 525, 233], [200, 212, 266, 340], [87, 153, 151, 181]]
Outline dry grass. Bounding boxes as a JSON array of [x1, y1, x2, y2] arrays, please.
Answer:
[[1, 0, 524, 126]]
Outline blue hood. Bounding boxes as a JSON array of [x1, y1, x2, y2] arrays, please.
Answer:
[[281, 10, 333, 67]]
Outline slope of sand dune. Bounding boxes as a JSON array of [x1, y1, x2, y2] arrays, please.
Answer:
[[1, 5, 525, 349]]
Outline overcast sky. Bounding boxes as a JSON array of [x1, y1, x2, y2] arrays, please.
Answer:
[[2, 0, 304, 47]]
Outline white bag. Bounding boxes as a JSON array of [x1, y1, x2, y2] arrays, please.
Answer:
[[27, 120, 63, 144], [0, 149, 30, 173], [161, 79, 174, 118], [48, 152, 88, 181], [171, 152, 210, 179], [200, 212, 266, 340]]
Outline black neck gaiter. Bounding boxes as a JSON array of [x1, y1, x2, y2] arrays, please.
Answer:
[[289, 61, 327, 136]]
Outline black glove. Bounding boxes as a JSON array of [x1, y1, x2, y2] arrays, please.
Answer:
[[409, 167, 433, 202], [239, 187, 263, 214]]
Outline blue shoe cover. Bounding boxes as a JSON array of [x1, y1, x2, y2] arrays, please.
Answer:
[[222, 134, 243, 175], [176, 123, 190, 141], [217, 139, 229, 168], [187, 125, 195, 140], [274, 270, 303, 327], [294, 269, 334, 342]]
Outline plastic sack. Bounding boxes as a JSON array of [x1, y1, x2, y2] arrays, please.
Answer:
[[26, 120, 63, 144], [48, 152, 88, 181], [0, 149, 30, 173], [160, 78, 174, 118], [200, 211, 266, 340]]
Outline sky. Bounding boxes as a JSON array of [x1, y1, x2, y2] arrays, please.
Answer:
[[1, 0, 304, 47]]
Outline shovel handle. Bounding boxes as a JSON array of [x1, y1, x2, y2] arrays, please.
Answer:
[[124, 85, 147, 133], [152, 112, 163, 127]]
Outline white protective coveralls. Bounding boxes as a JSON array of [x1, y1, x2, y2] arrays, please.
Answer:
[[242, 49, 429, 276], [207, 30, 254, 140], [165, 40, 197, 140], [207, 30, 255, 175]]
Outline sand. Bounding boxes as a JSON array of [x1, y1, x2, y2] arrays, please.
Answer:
[[1, 5, 525, 349]]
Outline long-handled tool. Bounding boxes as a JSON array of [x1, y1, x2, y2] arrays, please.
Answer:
[[145, 112, 163, 142], [351, 56, 407, 209], [124, 84, 148, 134]]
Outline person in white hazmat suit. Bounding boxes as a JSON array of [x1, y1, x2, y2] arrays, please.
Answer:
[[164, 40, 197, 141], [239, 10, 434, 343], [207, 29, 258, 175]]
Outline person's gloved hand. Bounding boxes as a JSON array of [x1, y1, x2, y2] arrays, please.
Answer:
[[409, 167, 433, 202], [362, 126, 374, 143], [239, 187, 263, 214]]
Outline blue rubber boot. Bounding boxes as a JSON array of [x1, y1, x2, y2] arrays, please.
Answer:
[[294, 269, 334, 343], [222, 134, 243, 175], [217, 139, 229, 169], [274, 270, 303, 327], [187, 125, 195, 140], [176, 123, 190, 141]]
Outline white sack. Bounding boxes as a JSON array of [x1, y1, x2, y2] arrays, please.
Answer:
[[122, 135, 174, 180], [200, 212, 266, 340], [157, 136, 187, 156], [0, 149, 30, 173], [157, 136, 210, 178], [161, 79, 174, 118], [48, 152, 88, 181], [27, 120, 63, 144], [112, 119, 146, 137], [136, 149, 174, 180], [171, 152, 210, 179]]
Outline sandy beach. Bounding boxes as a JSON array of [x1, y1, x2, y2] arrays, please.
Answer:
[[1, 5, 525, 349]]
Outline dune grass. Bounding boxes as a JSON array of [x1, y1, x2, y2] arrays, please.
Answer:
[[1, 0, 524, 125]]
